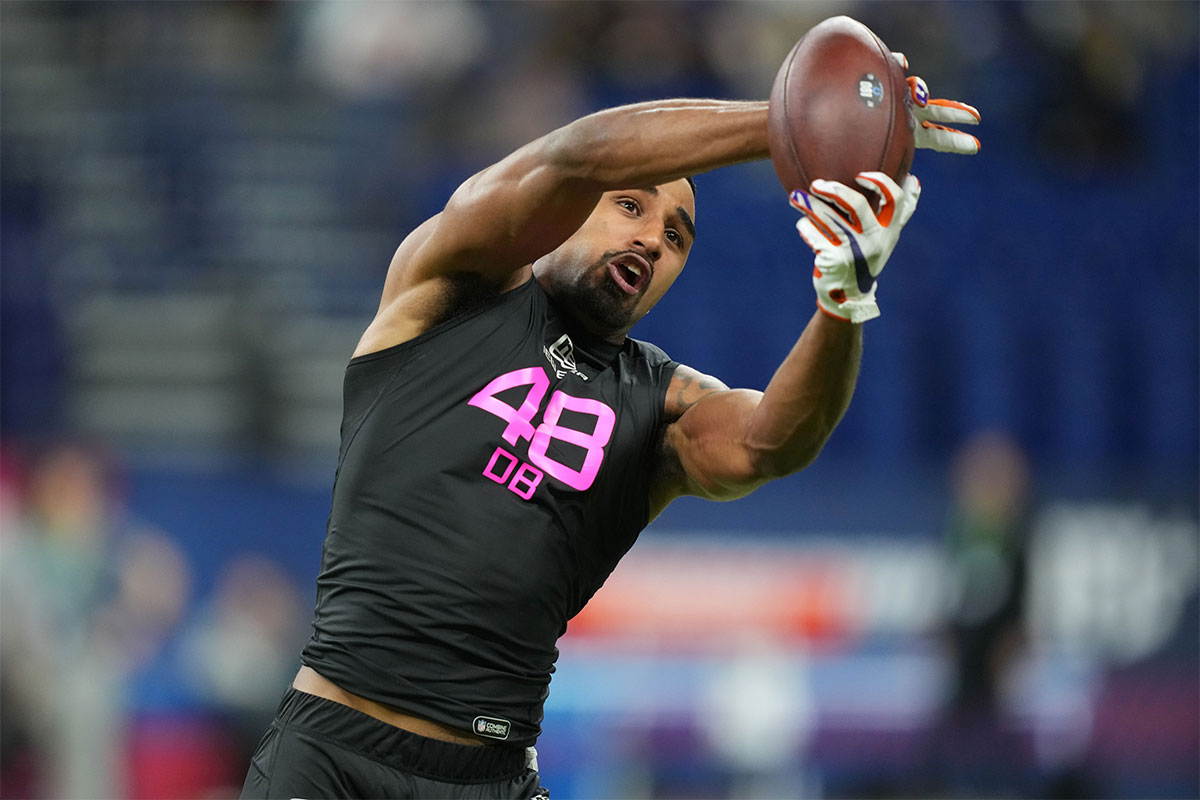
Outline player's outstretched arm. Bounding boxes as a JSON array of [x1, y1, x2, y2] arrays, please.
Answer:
[[357, 100, 769, 354], [648, 315, 860, 517], [648, 172, 919, 517], [420, 100, 770, 281], [411, 99, 768, 282]]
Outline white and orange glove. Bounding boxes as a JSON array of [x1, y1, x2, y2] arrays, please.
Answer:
[[892, 52, 981, 155], [790, 171, 921, 323]]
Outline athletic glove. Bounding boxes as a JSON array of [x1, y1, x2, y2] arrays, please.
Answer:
[[790, 171, 921, 323], [892, 52, 981, 155]]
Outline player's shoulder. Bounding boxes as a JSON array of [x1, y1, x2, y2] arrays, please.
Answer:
[[614, 341, 731, 422], [623, 336, 676, 369]]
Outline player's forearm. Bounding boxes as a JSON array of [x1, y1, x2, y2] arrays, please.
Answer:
[[743, 311, 862, 476], [547, 99, 770, 189]]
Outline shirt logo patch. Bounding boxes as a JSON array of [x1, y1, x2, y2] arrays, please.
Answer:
[[473, 715, 512, 740], [544, 334, 588, 381]]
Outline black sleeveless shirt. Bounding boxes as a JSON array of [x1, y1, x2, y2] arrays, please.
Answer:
[[301, 278, 677, 746]]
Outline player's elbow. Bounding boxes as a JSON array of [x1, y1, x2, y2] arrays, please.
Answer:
[[535, 122, 610, 188], [697, 439, 828, 502], [539, 115, 649, 190], [746, 431, 831, 482]]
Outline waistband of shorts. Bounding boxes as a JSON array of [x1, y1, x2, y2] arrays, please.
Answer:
[[276, 686, 528, 783]]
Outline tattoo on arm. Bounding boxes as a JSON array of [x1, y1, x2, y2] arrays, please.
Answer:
[[666, 367, 727, 420], [651, 366, 724, 513], [673, 374, 724, 411]]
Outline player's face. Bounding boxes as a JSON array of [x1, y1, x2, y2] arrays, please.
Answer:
[[533, 178, 696, 341]]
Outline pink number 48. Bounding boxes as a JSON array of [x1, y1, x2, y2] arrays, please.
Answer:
[[468, 367, 616, 492]]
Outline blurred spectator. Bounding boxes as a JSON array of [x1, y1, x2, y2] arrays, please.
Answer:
[[925, 430, 1037, 796], [296, 0, 487, 100], [182, 553, 309, 770], [945, 430, 1032, 720], [701, 636, 817, 799], [0, 442, 124, 798], [0, 442, 193, 799], [1021, 1, 1198, 174]]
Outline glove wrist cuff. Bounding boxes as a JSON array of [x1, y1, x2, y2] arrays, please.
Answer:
[[817, 297, 880, 324], [816, 301, 855, 323], [814, 276, 881, 323]]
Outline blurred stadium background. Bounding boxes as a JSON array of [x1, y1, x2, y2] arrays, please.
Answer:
[[1, 1, 1196, 798]]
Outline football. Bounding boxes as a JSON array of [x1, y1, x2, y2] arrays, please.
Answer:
[[767, 16, 914, 198]]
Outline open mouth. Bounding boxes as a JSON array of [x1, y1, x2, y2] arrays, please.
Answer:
[[607, 252, 651, 295]]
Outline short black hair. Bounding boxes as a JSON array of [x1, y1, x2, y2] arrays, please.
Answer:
[[684, 175, 697, 199]]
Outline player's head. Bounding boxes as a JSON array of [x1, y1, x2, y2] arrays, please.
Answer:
[[533, 177, 696, 341]]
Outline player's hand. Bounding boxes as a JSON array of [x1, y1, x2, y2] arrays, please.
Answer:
[[891, 52, 980, 155], [789, 172, 921, 323]]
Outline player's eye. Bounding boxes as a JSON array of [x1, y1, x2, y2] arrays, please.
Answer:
[[665, 229, 682, 246], [617, 198, 640, 214]]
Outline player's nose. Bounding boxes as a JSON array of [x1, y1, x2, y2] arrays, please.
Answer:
[[631, 223, 662, 262]]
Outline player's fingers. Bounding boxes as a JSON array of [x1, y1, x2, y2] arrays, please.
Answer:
[[906, 76, 929, 108], [901, 173, 922, 200], [802, 189, 854, 239], [809, 179, 869, 234], [891, 51, 908, 71], [897, 173, 922, 226], [925, 98, 981, 125], [920, 121, 981, 155], [796, 217, 832, 253], [795, 208, 842, 247], [854, 172, 901, 227], [789, 189, 844, 244]]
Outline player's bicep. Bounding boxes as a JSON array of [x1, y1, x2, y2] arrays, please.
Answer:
[[648, 366, 769, 517]]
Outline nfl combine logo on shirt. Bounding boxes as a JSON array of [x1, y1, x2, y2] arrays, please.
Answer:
[[544, 333, 588, 380], [473, 715, 512, 740]]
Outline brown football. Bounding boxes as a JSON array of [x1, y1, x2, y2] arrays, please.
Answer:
[[767, 16, 914, 199]]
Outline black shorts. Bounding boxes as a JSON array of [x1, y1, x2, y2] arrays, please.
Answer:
[[240, 688, 547, 799]]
